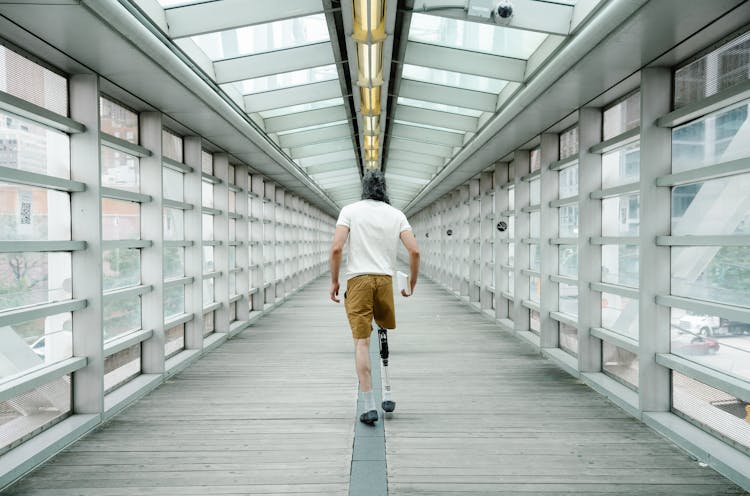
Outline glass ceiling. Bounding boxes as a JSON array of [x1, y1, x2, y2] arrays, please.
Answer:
[[150, 0, 583, 210]]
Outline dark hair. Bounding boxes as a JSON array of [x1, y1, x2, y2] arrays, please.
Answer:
[[361, 170, 390, 204]]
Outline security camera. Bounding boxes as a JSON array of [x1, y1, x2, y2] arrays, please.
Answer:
[[494, 0, 513, 21]]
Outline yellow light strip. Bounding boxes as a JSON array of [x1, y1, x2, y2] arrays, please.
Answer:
[[359, 86, 381, 115], [352, 0, 386, 43]]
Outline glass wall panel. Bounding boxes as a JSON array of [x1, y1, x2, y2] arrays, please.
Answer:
[[0, 312, 72, 379], [103, 295, 141, 341], [602, 244, 638, 288], [163, 208, 184, 240], [603, 92, 641, 140], [0, 112, 70, 178], [163, 168, 184, 201], [559, 165, 578, 198], [602, 342, 638, 389], [601, 292, 639, 340], [529, 244, 540, 272], [103, 344, 141, 393], [672, 246, 750, 307], [0, 183, 70, 241], [99, 98, 138, 144], [102, 248, 140, 291], [530, 310, 540, 333], [529, 178, 540, 205], [0, 252, 71, 311], [671, 174, 750, 236], [164, 323, 185, 358], [102, 199, 139, 240], [101, 147, 139, 192], [559, 322, 578, 356], [164, 246, 184, 279], [162, 130, 183, 163], [530, 275, 540, 303], [559, 283, 578, 317], [602, 142, 640, 188], [560, 127, 578, 160], [559, 205, 578, 237], [559, 245, 578, 277], [164, 285, 185, 319], [602, 194, 639, 236]]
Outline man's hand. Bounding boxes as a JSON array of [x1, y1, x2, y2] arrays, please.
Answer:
[[330, 281, 341, 303], [401, 279, 416, 298]]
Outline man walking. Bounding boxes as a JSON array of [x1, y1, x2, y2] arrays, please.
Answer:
[[329, 170, 420, 425]]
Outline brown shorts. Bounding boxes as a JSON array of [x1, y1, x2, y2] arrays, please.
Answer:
[[344, 274, 396, 339]]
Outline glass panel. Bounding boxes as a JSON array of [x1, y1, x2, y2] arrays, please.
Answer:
[[0, 312, 72, 380], [202, 181, 213, 208], [558, 164, 578, 198], [530, 211, 540, 238], [559, 322, 578, 356], [165, 323, 185, 359], [397, 97, 483, 117], [507, 186, 514, 210], [0, 376, 70, 455], [163, 208, 184, 241], [559, 205, 578, 237], [103, 248, 140, 291], [401, 64, 508, 93], [99, 98, 138, 144], [203, 310, 215, 337], [671, 174, 750, 236], [602, 342, 638, 389], [673, 372, 750, 452], [261, 99, 344, 119], [603, 92, 640, 140], [230, 302, 237, 322], [162, 130, 183, 163], [202, 214, 214, 240], [672, 101, 750, 174], [530, 148, 541, 172], [104, 343, 140, 393], [203, 278, 214, 305], [164, 285, 185, 319], [103, 295, 141, 341], [601, 293, 639, 340], [673, 245, 750, 307], [0, 112, 70, 178], [559, 282, 578, 317], [102, 199, 139, 240], [228, 191, 236, 212], [529, 178, 540, 205], [602, 244, 638, 288], [530, 309, 540, 334], [201, 151, 212, 174], [191, 14, 329, 60], [602, 142, 640, 188], [229, 246, 236, 269], [239, 64, 338, 93], [0, 183, 70, 241], [670, 309, 750, 382], [674, 31, 750, 108], [0, 252, 71, 312], [529, 275, 540, 303], [408, 13, 547, 59], [392, 118, 467, 135], [0, 45, 67, 115], [101, 147, 139, 192], [529, 244, 540, 272], [560, 128, 578, 160], [229, 272, 237, 296], [229, 218, 236, 242], [602, 194, 639, 236], [164, 246, 185, 280], [559, 245, 578, 278], [507, 240, 514, 265], [507, 272, 514, 297], [163, 168, 184, 201], [203, 245, 214, 273]]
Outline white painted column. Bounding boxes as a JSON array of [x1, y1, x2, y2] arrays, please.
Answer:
[[234, 164, 250, 324], [540, 133, 560, 349], [183, 136, 204, 350], [495, 162, 510, 320], [213, 153, 230, 333], [250, 174, 264, 311], [513, 151, 530, 334]]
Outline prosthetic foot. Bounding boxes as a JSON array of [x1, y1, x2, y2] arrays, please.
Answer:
[[378, 327, 396, 413]]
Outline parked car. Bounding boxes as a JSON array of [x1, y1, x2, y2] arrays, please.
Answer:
[[671, 328, 720, 355]]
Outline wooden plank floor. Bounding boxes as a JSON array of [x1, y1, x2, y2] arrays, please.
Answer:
[[3, 274, 747, 495], [4, 278, 357, 496], [385, 275, 747, 495]]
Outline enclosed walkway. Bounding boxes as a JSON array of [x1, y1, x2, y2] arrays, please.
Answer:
[[3, 275, 744, 495]]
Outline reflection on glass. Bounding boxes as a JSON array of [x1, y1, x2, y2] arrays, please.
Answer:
[[409, 13, 547, 59], [165, 323, 185, 359], [162, 130, 183, 163], [0, 312, 72, 380], [0, 183, 70, 241], [671, 174, 750, 236], [203, 310, 215, 336], [202, 181, 214, 208], [603, 92, 640, 140], [530, 309, 540, 334], [164, 246, 184, 279], [559, 205, 578, 237], [163, 168, 184, 201], [560, 128, 578, 160], [163, 208, 184, 241], [104, 343, 140, 393], [672, 101, 750, 173], [0, 112, 70, 178], [262, 99, 344, 120], [102, 199, 140, 240], [559, 164, 578, 198], [100, 98, 138, 144], [602, 342, 638, 390], [397, 97, 483, 117], [530, 275, 540, 303], [559, 322, 578, 356], [670, 309, 750, 382], [602, 142, 640, 188], [602, 194, 639, 236], [559, 283, 578, 317], [402, 64, 507, 93], [530, 148, 541, 172], [240, 65, 338, 94], [672, 371, 750, 450], [101, 147, 139, 192], [164, 285, 185, 319], [103, 295, 141, 341], [203, 278, 214, 305], [602, 292, 638, 340], [672, 246, 750, 308], [103, 248, 140, 291], [0, 253, 71, 312], [559, 245, 578, 277], [0, 45, 67, 115], [602, 244, 638, 288], [202, 245, 214, 273]]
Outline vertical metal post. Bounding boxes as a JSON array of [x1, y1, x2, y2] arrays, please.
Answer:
[[70, 74, 104, 414], [495, 162, 509, 320], [479, 172, 494, 311], [183, 136, 204, 349], [213, 153, 230, 333], [577, 107, 603, 372], [513, 150, 530, 334], [264, 181, 276, 304], [639, 68, 672, 412], [139, 112, 164, 373], [250, 175, 264, 311], [540, 133, 560, 349], [235, 164, 250, 324]]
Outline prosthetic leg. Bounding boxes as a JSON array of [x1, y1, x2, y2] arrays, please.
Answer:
[[378, 327, 396, 413]]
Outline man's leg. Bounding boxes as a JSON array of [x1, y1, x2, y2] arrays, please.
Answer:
[[354, 337, 372, 392]]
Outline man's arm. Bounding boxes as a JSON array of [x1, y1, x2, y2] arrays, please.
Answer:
[[329, 225, 349, 302], [399, 230, 420, 297]]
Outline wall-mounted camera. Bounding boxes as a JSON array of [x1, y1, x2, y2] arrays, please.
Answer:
[[494, 0, 513, 23]]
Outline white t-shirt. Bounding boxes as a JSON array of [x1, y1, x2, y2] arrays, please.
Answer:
[[336, 199, 412, 281]]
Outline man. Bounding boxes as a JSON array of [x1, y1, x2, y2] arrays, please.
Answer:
[[329, 170, 420, 425]]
